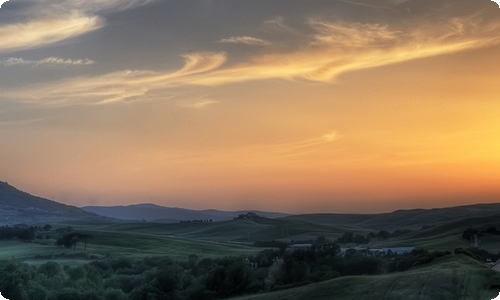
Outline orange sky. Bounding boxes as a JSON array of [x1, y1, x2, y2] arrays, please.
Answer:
[[0, 0, 499, 213]]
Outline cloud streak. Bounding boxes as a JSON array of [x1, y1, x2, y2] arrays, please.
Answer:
[[176, 98, 220, 109], [0, 0, 154, 53], [0, 57, 94, 66], [0, 14, 101, 54], [219, 36, 270, 46], [2, 14, 499, 105]]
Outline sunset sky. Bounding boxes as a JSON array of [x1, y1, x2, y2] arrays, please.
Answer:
[[0, 0, 499, 213]]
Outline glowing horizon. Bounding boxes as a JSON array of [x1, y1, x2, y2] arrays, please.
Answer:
[[0, 0, 499, 213]]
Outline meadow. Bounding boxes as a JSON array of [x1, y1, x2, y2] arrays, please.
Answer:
[[1, 205, 500, 299]]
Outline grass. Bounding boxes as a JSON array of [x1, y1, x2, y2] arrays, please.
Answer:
[[0, 227, 269, 266], [3, 208, 500, 269], [285, 204, 500, 231], [0, 240, 92, 265], [78, 228, 266, 260], [99, 218, 367, 243], [234, 255, 500, 300]]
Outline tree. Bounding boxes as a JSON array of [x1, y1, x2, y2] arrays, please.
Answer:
[[79, 233, 93, 251], [38, 261, 62, 278], [353, 234, 368, 244], [337, 232, 354, 243], [462, 227, 479, 240], [56, 232, 93, 250], [376, 230, 391, 240]]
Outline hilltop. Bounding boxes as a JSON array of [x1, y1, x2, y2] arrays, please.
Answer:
[[0, 181, 100, 225], [82, 203, 289, 222]]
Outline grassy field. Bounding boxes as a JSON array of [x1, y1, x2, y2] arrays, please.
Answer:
[[0, 240, 93, 266], [285, 204, 500, 231], [98, 218, 367, 243], [0, 227, 269, 266], [3, 207, 500, 269], [78, 228, 267, 260], [234, 255, 500, 300]]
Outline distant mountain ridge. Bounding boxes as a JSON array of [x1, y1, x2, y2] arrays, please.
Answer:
[[82, 203, 290, 222], [3, 180, 500, 231], [0, 181, 99, 224]]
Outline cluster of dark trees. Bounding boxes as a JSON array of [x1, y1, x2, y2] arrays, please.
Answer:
[[56, 233, 93, 251], [337, 232, 371, 244], [179, 219, 213, 224], [0, 226, 35, 241], [336, 229, 413, 244], [0, 235, 439, 300], [462, 247, 500, 262], [234, 212, 260, 220], [463, 226, 500, 241], [253, 240, 289, 250]]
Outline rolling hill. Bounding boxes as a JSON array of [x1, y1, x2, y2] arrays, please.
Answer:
[[82, 203, 289, 222], [284, 203, 500, 230], [98, 216, 363, 242], [234, 254, 500, 300], [0, 181, 101, 225]]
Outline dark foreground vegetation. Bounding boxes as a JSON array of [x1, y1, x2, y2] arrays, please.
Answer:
[[2, 233, 499, 300]]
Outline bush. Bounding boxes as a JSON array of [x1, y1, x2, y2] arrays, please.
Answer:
[[413, 250, 451, 267], [103, 288, 128, 300], [38, 261, 62, 278], [454, 248, 483, 261]]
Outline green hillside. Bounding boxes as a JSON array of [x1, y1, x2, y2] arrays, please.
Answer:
[[99, 217, 367, 242], [285, 203, 500, 230], [234, 255, 500, 300], [95, 210, 500, 252]]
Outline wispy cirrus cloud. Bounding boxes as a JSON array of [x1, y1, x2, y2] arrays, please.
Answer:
[[176, 98, 220, 109], [0, 57, 94, 66], [0, 0, 154, 54], [0, 53, 226, 105], [219, 36, 270, 46], [2, 13, 499, 106], [335, 0, 398, 12], [160, 130, 341, 166], [10, 0, 155, 15], [0, 14, 102, 54]]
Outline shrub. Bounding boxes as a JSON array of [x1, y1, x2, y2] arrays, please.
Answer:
[[412, 250, 451, 267], [454, 247, 483, 261]]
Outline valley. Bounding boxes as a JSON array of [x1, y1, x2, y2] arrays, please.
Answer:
[[1, 182, 500, 299]]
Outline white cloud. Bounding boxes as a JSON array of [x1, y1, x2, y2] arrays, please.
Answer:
[[0, 57, 94, 66], [242, 131, 341, 159], [336, 0, 398, 12], [322, 131, 338, 142], [0, 53, 226, 105], [309, 21, 400, 48], [14, 0, 155, 14], [0, 0, 8, 8], [0, 14, 102, 53], [176, 98, 220, 109], [219, 36, 270, 46], [0, 0, 154, 53], [1, 15, 499, 106]]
